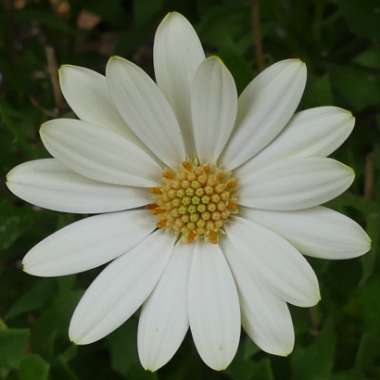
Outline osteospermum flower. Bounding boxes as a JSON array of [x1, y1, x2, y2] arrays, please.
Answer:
[[7, 12, 370, 371]]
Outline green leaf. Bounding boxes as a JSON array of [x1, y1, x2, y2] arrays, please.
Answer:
[[331, 370, 367, 380], [0, 200, 35, 251], [291, 320, 336, 380], [355, 333, 380, 372], [359, 276, 380, 334], [6, 280, 56, 320], [354, 49, 380, 69], [226, 336, 272, 380], [302, 74, 333, 108], [334, 193, 379, 215], [226, 353, 257, 380], [219, 46, 253, 93], [198, 5, 250, 49], [106, 318, 140, 376], [51, 360, 79, 380], [124, 364, 158, 380], [330, 65, 380, 112], [19, 354, 50, 380], [241, 337, 260, 360], [31, 288, 82, 357], [359, 213, 378, 286], [0, 328, 30, 369], [227, 356, 274, 380], [134, 0, 163, 25], [339, 0, 380, 39], [250, 359, 275, 380]]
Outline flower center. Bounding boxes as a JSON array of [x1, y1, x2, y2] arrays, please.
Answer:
[[147, 160, 239, 244]]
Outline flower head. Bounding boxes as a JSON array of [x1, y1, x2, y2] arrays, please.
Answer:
[[6, 12, 370, 372], [149, 160, 239, 244]]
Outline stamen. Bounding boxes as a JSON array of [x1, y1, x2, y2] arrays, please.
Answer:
[[146, 203, 158, 210], [157, 219, 167, 229], [227, 200, 238, 210], [182, 161, 192, 171], [226, 178, 237, 189], [149, 187, 162, 195], [151, 207, 165, 215], [207, 230, 218, 244], [163, 168, 175, 179]]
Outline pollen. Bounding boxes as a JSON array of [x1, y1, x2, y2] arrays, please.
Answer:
[[148, 160, 239, 244]]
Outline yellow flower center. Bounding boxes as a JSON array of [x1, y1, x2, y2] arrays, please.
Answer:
[[148, 160, 239, 244]]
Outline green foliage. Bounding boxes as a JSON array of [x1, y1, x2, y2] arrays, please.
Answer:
[[0, 0, 379, 379], [19, 355, 50, 380], [0, 326, 30, 369], [291, 320, 336, 380]]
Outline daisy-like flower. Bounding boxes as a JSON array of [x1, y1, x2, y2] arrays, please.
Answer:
[[7, 12, 370, 371]]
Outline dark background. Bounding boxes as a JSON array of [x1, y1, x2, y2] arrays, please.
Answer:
[[0, 0, 379, 379]]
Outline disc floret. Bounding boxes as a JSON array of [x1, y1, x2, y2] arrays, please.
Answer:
[[148, 160, 239, 244]]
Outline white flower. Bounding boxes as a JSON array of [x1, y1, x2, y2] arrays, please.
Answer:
[[6, 12, 370, 372]]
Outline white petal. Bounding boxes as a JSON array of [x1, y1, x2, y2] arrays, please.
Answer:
[[243, 206, 371, 259], [191, 57, 238, 164], [188, 243, 240, 370], [239, 106, 355, 172], [225, 217, 320, 307], [223, 238, 294, 356], [106, 56, 186, 168], [154, 12, 205, 155], [69, 230, 175, 344], [138, 244, 192, 371], [59, 65, 136, 140], [40, 119, 161, 187], [22, 209, 155, 276], [238, 156, 354, 211], [222, 59, 307, 170], [6, 159, 151, 213]]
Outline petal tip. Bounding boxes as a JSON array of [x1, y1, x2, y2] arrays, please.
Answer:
[[142, 365, 157, 373], [313, 292, 322, 306], [107, 55, 127, 67], [347, 166, 356, 182], [269, 343, 294, 357], [58, 64, 74, 73], [362, 233, 372, 254], [208, 55, 223, 63], [58, 64, 82, 81], [21, 256, 54, 278], [208, 55, 229, 72], [69, 336, 78, 345], [139, 356, 165, 373], [68, 327, 85, 345], [303, 286, 321, 308], [338, 162, 355, 183], [109, 55, 123, 61], [287, 58, 305, 67], [162, 10, 185, 23], [343, 108, 355, 119], [288, 59, 307, 78], [39, 122, 50, 137], [21, 262, 33, 275], [57, 65, 65, 78], [210, 364, 229, 372], [5, 168, 15, 183], [338, 108, 356, 129], [69, 336, 87, 345], [282, 348, 294, 357]]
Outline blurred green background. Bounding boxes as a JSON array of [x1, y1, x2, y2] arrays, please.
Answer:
[[0, 0, 380, 379]]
